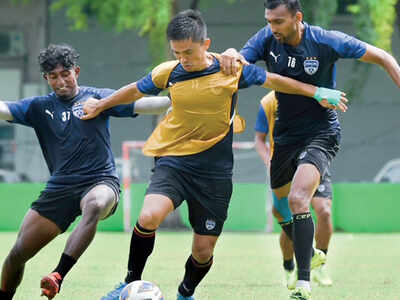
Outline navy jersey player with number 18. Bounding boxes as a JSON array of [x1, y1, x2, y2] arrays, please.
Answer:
[[0, 44, 171, 300], [221, 0, 400, 299]]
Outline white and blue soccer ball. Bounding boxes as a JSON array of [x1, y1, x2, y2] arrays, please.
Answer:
[[119, 280, 164, 300]]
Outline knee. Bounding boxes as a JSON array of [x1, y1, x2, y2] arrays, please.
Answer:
[[138, 209, 163, 230], [288, 190, 309, 213], [82, 200, 105, 221], [192, 244, 214, 263], [7, 244, 29, 265], [316, 206, 332, 222]]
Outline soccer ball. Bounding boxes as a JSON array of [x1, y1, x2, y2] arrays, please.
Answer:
[[119, 280, 164, 300]]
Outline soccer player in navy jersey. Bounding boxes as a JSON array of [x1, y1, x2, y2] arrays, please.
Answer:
[[220, 0, 400, 299], [254, 91, 333, 290], [81, 9, 348, 300], [0, 44, 171, 300]]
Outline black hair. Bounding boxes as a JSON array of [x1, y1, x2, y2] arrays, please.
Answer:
[[38, 44, 80, 73], [166, 9, 207, 43], [264, 0, 302, 14]]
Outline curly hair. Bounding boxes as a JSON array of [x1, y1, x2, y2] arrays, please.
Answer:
[[38, 44, 80, 73]]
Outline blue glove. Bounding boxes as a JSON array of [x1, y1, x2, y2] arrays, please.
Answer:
[[314, 87, 341, 106]]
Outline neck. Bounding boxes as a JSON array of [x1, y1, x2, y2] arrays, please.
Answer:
[[287, 22, 304, 47], [58, 86, 80, 101], [193, 53, 213, 71]]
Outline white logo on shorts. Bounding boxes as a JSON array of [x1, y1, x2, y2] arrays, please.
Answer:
[[318, 184, 326, 192], [205, 219, 216, 231], [299, 151, 307, 160]]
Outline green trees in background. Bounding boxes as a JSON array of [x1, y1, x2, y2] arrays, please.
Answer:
[[11, 0, 399, 100], [12, 0, 399, 61]]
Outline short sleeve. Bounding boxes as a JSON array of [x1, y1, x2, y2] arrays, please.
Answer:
[[240, 27, 270, 64], [315, 29, 367, 59], [6, 97, 37, 127], [238, 64, 266, 89], [254, 104, 269, 134]]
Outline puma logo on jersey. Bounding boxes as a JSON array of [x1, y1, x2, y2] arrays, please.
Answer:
[[45, 109, 54, 119], [270, 51, 281, 63]]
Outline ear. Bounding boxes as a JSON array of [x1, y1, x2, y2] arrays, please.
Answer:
[[295, 11, 303, 23], [203, 38, 211, 50], [74, 66, 81, 78], [42, 73, 48, 81]]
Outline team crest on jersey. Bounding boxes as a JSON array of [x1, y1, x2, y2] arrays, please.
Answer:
[[72, 102, 84, 119], [304, 57, 319, 75], [205, 219, 216, 231]]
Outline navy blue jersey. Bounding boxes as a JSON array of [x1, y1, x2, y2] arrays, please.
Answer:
[[241, 22, 367, 146], [7, 86, 137, 191], [137, 56, 266, 179], [254, 104, 270, 134]]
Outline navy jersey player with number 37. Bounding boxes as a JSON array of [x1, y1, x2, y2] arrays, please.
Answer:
[[0, 44, 171, 300], [221, 1, 400, 299]]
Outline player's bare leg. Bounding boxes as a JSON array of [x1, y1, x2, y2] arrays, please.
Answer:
[[0, 210, 60, 300], [178, 234, 218, 300], [101, 194, 174, 300], [41, 184, 117, 299]]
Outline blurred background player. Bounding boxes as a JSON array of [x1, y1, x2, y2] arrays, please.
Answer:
[[221, 0, 400, 298], [0, 44, 170, 300], [81, 9, 347, 300], [254, 91, 333, 289]]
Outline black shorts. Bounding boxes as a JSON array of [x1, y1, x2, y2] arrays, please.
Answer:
[[271, 132, 340, 193], [314, 168, 333, 199], [146, 165, 232, 236], [31, 178, 120, 232]]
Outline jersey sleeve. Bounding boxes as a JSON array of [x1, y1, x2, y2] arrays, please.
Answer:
[[254, 104, 269, 134], [95, 87, 115, 98], [240, 27, 269, 64], [136, 72, 163, 95], [89, 87, 137, 118], [137, 60, 179, 95], [103, 103, 137, 118], [6, 97, 37, 127], [238, 64, 267, 89], [317, 29, 367, 60]]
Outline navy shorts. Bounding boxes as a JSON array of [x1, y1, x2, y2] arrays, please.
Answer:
[[270, 132, 339, 196], [31, 178, 120, 232], [146, 165, 232, 236]]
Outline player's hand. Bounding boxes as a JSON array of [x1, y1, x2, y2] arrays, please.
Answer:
[[81, 97, 102, 120], [314, 88, 348, 112], [220, 48, 249, 75], [319, 93, 348, 112]]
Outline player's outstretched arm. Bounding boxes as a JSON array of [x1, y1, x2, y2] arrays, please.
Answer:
[[0, 101, 13, 121], [359, 44, 400, 88], [134, 96, 171, 115], [82, 82, 144, 120], [263, 72, 348, 112]]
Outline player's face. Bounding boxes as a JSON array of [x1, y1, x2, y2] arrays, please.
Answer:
[[265, 4, 302, 45], [44, 65, 80, 99], [170, 38, 211, 72]]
